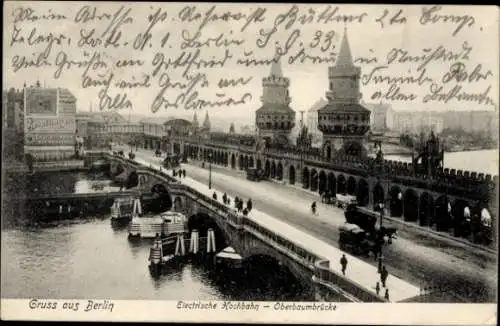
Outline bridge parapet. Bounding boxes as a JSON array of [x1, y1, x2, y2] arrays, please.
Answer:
[[313, 260, 387, 302]]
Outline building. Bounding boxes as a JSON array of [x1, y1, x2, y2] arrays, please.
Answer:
[[23, 84, 77, 161], [306, 98, 327, 147], [3, 88, 25, 162], [76, 110, 128, 148], [390, 110, 445, 135], [318, 28, 371, 158], [255, 58, 296, 148], [362, 101, 392, 133]]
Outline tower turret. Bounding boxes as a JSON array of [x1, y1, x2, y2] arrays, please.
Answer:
[[202, 111, 210, 132], [192, 112, 199, 129], [255, 57, 296, 148], [318, 28, 370, 159]]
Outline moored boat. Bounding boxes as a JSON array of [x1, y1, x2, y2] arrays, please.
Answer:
[[214, 246, 243, 269], [128, 210, 188, 239], [110, 197, 135, 224]]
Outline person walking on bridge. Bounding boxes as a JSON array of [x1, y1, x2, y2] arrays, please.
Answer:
[[311, 201, 317, 215], [246, 198, 253, 212], [222, 193, 228, 205], [340, 254, 348, 275], [380, 266, 389, 287]]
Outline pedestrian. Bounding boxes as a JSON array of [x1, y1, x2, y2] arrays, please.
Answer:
[[223, 193, 228, 204], [375, 282, 380, 295], [183, 169, 186, 178], [227, 198, 231, 206], [173, 169, 176, 177], [311, 201, 317, 215], [340, 254, 348, 275], [212, 192, 217, 200], [380, 266, 388, 287], [243, 208, 248, 216], [384, 289, 390, 301], [234, 197, 239, 209], [247, 198, 253, 212]]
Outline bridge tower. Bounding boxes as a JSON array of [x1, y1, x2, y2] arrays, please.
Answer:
[[318, 28, 371, 159], [255, 57, 296, 149]]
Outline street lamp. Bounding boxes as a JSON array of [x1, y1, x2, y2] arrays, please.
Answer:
[[377, 191, 402, 273], [208, 152, 213, 189]]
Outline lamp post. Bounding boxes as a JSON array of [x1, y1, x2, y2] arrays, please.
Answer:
[[208, 152, 213, 189]]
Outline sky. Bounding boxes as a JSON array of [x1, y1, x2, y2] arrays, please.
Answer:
[[3, 2, 499, 124]]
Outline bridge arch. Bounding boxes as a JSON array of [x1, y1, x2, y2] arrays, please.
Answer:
[[346, 176, 357, 196], [188, 212, 228, 250], [327, 172, 336, 196], [372, 183, 384, 209], [239, 155, 244, 170], [249, 156, 254, 169], [265, 160, 271, 178], [389, 186, 403, 217], [173, 196, 183, 212], [149, 183, 173, 213], [289, 165, 296, 185], [271, 161, 276, 178], [224, 152, 229, 166], [302, 167, 310, 188], [244, 156, 249, 170], [318, 171, 327, 194], [256, 159, 262, 170], [356, 179, 369, 207], [244, 245, 313, 290], [127, 171, 139, 189], [435, 195, 451, 231], [403, 189, 419, 222], [337, 174, 346, 194], [419, 192, 434, 226], [276, 162, 283, 181], [451, 199, 469, 237], [310, 169, 319, 192], [231, 154, 236, 169]]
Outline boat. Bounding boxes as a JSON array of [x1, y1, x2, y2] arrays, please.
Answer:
[[128, 209, 188, 239], [214, 246, 243, 269], [110, 197, 135, 224]]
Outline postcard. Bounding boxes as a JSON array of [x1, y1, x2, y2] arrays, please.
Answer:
[[1, 2, 498, 324]]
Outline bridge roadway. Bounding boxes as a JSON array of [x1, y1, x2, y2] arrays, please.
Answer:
[[130, 149, 496, 302], [132, 157, 420, 302]]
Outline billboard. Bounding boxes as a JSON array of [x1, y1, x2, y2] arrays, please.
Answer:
[[25, 88, 58, 116], [25, 133, 75, 146], [25, 117, 76, 133]]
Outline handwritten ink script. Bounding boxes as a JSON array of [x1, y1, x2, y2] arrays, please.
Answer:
[[5, 3, 498, 114]]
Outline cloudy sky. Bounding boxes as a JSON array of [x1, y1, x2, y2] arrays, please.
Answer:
[[3, 2, 498, 123]]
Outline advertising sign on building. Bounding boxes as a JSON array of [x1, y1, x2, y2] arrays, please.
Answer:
[[25, 88, 58, 116], [25, 133, 75, 146], [25, 117, 76, 133]]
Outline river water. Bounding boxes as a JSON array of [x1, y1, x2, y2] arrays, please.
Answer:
[[385, 149, 498, 176], [1, 171, 317, 301]]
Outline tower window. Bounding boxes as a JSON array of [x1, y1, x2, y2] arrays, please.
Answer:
[[329, 82, 333, 90]]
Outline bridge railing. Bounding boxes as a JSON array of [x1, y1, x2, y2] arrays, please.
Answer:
[[242, 218, 319, 268], [313, 259, 387, 302]]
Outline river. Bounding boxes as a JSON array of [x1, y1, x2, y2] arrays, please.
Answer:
[[1, 171, 320, 301], [385, 149, 498, 176]]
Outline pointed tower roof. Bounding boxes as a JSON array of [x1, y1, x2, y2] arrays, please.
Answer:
[[192, 112, 199, 128], [335, 28, 354, 67], [202, 111, 210, 130], [269, 57, 283, 77]]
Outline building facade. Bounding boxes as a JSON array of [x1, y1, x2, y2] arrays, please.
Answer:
[[23, 85, 77, 161]]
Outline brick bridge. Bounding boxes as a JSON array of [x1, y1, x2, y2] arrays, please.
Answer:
[[104, 153, 390, 303], [165, 136, 497, 238]]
